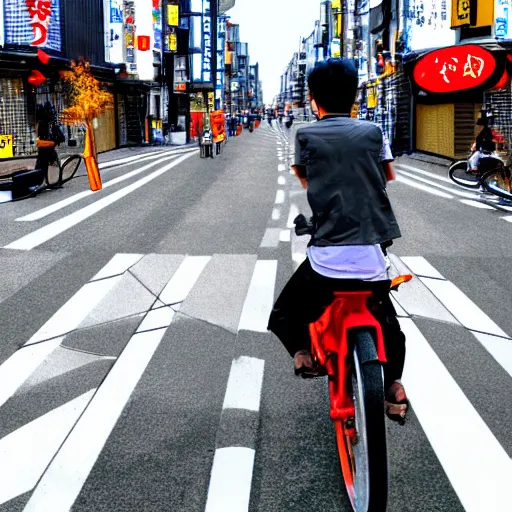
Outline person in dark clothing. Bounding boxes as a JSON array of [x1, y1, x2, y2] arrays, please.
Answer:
[[468, 110, 497, 171], [267, 58, 407, 422]]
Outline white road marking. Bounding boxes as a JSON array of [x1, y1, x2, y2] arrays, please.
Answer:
[[420, 277, 508, 338], [222, 356, 265, 412], [91, 253, 144, 281], [287, 204, 300, 228], [23, 329, 168, 512], [501, 215, 512, 222], [395, 175, 453, 198], [17, 155, 182, 222], [159, 256, 211, 305], [459, 199, 496, 209], [5, 153, 195, 250], [204, 447, 255, 512], [395, 163, 453, 183], [0, 391, 95, 506], [271, 208, 281, 220], [260, 228, 281, 248], [400, 256, 445, 280], [278, 164, 286, 172], [400, 318, 512, 512], [277, 176, 286, 186], [136, 307, 176, 333], [396, 169, 479, 199], [238, 260, 277, 332], [99, 149, 171, 169], [0, 273, 122, 409], [390, 295, 408, 317], [279, 229, 291, 242], [472, 331, 512, 379], [275, 190, 285, 204]]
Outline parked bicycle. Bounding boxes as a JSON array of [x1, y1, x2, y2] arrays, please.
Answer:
[[294, 214, 412, 512]]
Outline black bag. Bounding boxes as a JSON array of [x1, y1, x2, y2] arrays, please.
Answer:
[[51, 121, 66, 145]]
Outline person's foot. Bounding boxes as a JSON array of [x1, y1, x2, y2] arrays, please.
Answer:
[[385, 380, 408, 424], [294, 350, 325, 378]]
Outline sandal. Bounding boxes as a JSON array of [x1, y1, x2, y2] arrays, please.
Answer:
[[385, 380, 409, 425], [294, 350, 327, 379]]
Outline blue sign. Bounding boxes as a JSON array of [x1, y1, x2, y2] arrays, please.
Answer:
[[202, 0, 212, 83], [496, 0, 510, 39]]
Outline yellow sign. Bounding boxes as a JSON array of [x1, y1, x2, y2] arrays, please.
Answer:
[[451, 0, 494, 29], [169, 32, 177, 52], [0, 135, 13, 159], [167, 4, 179, 27], [367, 87, 377, 109], [331, 0, 341, 9], [207, 92, 215, 111]]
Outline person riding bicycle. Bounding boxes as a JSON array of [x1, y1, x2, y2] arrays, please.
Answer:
[[468, 109, 497, 172], [268, 58, 408, 422]]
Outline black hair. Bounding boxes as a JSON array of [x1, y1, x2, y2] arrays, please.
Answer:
[[307, 58, 358, 114]]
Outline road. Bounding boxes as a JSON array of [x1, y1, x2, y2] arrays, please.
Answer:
[[0, 121, 511, 512]]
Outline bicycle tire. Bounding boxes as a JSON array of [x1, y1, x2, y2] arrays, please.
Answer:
[[481, 168, 512, 201], [335, 329, 388, 512], [60, 155, 83, 185], [449, 160, 481, 189]]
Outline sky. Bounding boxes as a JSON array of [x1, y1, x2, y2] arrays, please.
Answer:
[[226, 0, 320, 105]]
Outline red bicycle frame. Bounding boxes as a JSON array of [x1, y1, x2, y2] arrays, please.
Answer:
[[309, 291, 387, 424]]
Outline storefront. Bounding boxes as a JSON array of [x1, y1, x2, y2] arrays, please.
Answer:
[[408, 44, 509, 158]]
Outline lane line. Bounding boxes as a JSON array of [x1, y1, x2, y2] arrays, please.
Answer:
[[277, 176, 286, 186], [16, 154, 183, 222], [23, 329, 167, 512], [222, 356, 265, 412], [278, 164, 285, 172], [471, 331, 512, 379], [396, 169, 479, 199], [238, 260, 278, 332], [0, 270, 122, 409], [91, 253, 144, 281], [279, 229, 291, 242], [501, 215, 512, 223], [5, 153, 195, 251], [287, 204, 299, 228], [271, 208, 281, 221], [259, 228, 281, 248], [99, 146, 197, 170], [275, 190, 285, 204], [394, 175, 453, 199], [459, 199, 496, 209], [395, 163, 453, 183], [204, 447, 255, 512], [401, 318, 512, 512], [419, 277, 508, 338], [159, 256, 211, 305], [400, 256, 445, 280], [0, 391, 95, 506]]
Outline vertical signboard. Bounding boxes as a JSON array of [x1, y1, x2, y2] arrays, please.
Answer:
[[152, 0, 162, 51], [105, 0, 124, 63], [134, 0, 154, 81], [4, 0, 62, 50], [495, 0, 511, 38], [124, 0, 136, 73]]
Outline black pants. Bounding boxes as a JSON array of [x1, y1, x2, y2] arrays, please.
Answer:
[[268, 258, 406, 390]]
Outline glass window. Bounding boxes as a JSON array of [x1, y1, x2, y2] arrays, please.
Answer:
[[192, 53, 202, 81]]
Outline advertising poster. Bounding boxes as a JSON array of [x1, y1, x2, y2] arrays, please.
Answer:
[[106, 0, 124, 63]]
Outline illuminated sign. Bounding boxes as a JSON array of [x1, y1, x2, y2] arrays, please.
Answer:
[[134, 0, 154, 80], [175, 82, 187, 92], [191, 0, 213, 84], [167, 3, 178, 26], [152, 0, 162, 51], [4, 0, 61, 50], [105, 0, 123, 63], [451, 0, 495, 29], [202, 0, 212, 83], [137, 35, 150, 50], [413, 45, 497, 93]]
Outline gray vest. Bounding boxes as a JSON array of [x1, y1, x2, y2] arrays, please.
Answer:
[[295, 117, 401, 246]]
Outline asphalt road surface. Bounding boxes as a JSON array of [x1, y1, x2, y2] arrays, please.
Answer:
[[0, 121, 511, 512]]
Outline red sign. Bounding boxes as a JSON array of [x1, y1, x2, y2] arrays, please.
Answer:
[[175, 82, 187, 92], [137, 36, 151, 51], [25, 0, 52, 46], [413, 45, 496, 93]]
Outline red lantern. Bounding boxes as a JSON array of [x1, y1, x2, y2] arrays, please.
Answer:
[[28, 70, 46, 86], [137, 36, 151, 51]]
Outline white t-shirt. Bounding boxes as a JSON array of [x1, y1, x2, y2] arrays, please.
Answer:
[[308, 127, 393, 281]]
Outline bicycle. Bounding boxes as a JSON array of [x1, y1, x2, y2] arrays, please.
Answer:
[[449, 153, 512, 201], [294, 214, 412, 511]]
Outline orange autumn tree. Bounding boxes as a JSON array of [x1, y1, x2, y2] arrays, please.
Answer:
[[60, 60, 112, 191]]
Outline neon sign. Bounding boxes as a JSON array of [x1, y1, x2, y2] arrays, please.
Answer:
[[413, 45, 496, 93]]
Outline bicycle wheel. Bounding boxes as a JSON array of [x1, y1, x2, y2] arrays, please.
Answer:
[[335, 330, 388, 512], [60, 155, 83, 185], [481, 168, 512, 201], [449, 161, 481, 189]]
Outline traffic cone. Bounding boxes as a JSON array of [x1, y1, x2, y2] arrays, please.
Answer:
[[84, 122, 102, 191]]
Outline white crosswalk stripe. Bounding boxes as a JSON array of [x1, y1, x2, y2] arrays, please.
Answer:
[[0, 252, 511, 510]]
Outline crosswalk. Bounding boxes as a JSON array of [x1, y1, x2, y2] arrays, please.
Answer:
[[0, 248, 511, 510], [394, 161, 512, 217]]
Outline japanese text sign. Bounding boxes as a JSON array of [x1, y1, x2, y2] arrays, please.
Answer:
[[202, 0, 212, 84], [413, 45, 496, 94], [451, 0, 495, 29], [25, 0, 52, 46]]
